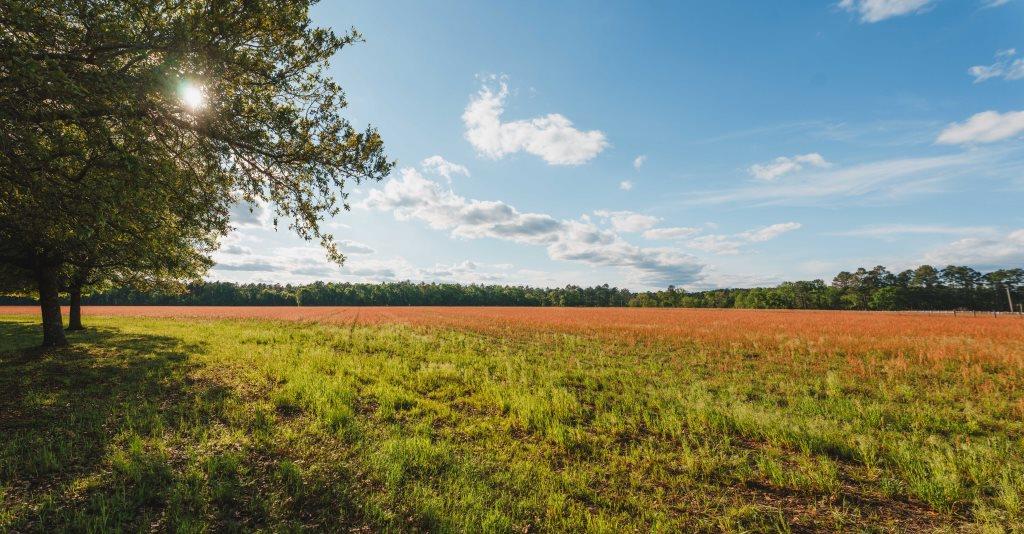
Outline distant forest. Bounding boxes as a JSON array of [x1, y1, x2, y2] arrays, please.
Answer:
[[2, 264, 1022, 312]]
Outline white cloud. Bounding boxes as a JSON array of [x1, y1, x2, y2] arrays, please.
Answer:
[[343, 263, 397, 279], [362, 163, 704, 286], [210, 242, 342, 281], [642, 227, 701, 240], [923, 229, 1024, 267], [983, 0, 1011, 7], [546, 229, 703, 286], [210, 223, 555, 285], [221, 244, 252, 255], [619, 180, 634, 191], [633, 155, 647, 169], [338, 240, 375, 255], [462, 78, 608, 165], [214, 260, 279, 272], [968, 49, 1024, 83], [749, 153, 831, 181], [594, 210, 660, 233], [336, 257, 507, 284], [739, 222, 803, 242], [691, 152, 992, 206], [418, 260, 479, 279], [421, 155, 470, 183], [362, 167, 563, 245], [686, 235, 742, 255], [838, 0, 934, 23], [229, 200, 269, 228], [686, 222, 802, 255], [690, 267, 788, 290], [209, 247, 552, 285], [936, 110, 1024, 145]]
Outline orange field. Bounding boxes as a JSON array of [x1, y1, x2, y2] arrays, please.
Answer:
[[4, 305, 1022, 365]]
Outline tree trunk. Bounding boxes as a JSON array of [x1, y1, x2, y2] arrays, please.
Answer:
[[36, 264, 67, 347], [67, 285, 83, 331]]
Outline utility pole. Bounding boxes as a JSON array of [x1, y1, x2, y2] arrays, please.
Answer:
[[1008, 287, 1016, 314]]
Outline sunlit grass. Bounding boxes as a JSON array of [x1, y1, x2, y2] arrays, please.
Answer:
[[1, 312, 1022, 531]]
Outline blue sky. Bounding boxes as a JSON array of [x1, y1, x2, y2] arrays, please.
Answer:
[[212, 0, 1024, 290]]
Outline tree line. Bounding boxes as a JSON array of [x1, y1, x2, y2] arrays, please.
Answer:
[[633, 265, 1023, 311], [1, 281, 635, 308], [4, 264, 1019, 311]]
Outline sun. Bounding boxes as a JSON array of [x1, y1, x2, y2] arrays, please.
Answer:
[[180, 82, 206, 110]]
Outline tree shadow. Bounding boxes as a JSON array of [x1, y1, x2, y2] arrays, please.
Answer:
[[0, 319, 46, 355], [0, 322, 232, 531], [0, 320, 379, 532]]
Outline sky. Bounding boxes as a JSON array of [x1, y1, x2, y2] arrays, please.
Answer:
[[210, 0, 1024, 290]]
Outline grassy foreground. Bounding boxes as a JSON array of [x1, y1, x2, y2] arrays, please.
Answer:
[[1, 314, 1022, 532]]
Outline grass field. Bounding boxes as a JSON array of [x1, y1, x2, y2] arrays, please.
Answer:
[[1, 307, 1023, 532]]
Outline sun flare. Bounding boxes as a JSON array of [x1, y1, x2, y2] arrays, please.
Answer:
[[180, 82, 206, 110]]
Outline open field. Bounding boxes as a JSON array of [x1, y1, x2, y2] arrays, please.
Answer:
[[2, 307, 1023, 532]]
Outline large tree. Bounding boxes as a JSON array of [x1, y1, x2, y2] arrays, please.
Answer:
[[0, 0, 392, 346], [63, 162, 229, 331]]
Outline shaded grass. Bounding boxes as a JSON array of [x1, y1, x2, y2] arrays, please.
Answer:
[[1, 313, 1022, 532]]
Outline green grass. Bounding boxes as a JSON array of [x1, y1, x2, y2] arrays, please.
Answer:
[[1, 314, 1022, 532]]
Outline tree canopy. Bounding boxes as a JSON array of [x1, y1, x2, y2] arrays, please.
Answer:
[[0, 0, 391, 345]]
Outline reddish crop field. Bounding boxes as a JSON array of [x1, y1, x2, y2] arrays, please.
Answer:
[[3, 305, 1022, 365]]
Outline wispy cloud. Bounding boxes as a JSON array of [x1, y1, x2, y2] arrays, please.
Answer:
[[838, 0, 935, 23], [968, 49, 1024, 83], [740, 222, 803, 242], [639, 222, 800, 254], [462, 77, 608, 165], [594, 210, 660, 233], [212, 236, 527, 285], [339, 258, 514, 284], [338, 240, 376, 255], [214, 260, 279, 272], [688, 152, 993, 206], [749, 153, 831, 181], [642, 226, 701, 240], [633, 155, 647, 169], [686, 223, 802, 255], [937, 110, 1024, 145], [619, 180, 634, 191], [421, 155, 470, 183], [922, 229, 1024, 267]]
